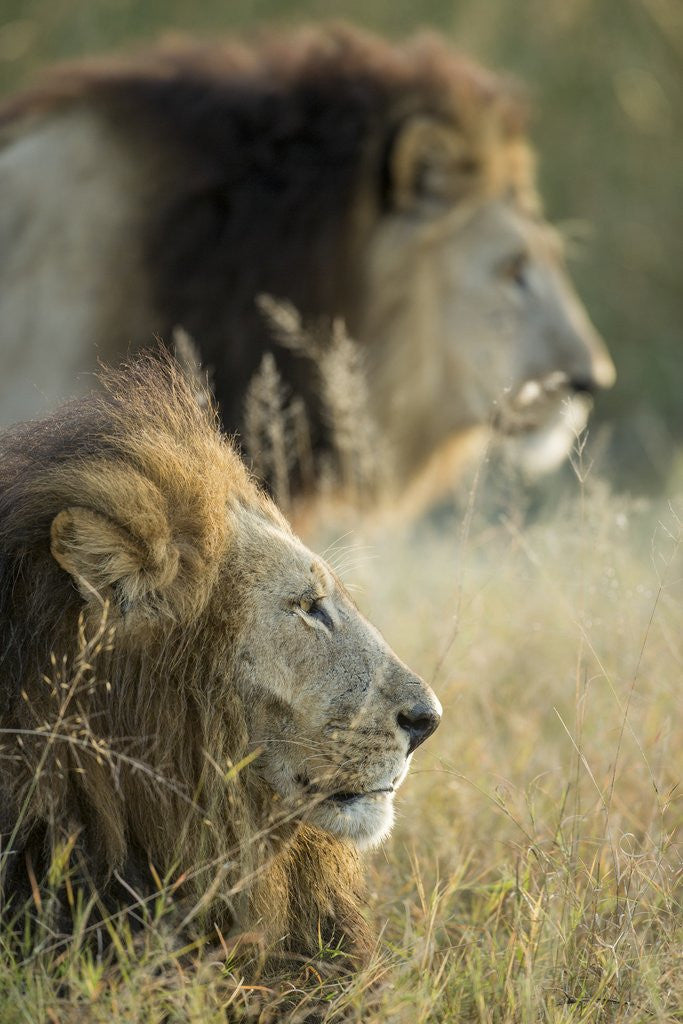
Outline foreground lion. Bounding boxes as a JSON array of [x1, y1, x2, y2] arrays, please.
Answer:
[[0, 25, 615, 496], [0, 353, 440, 964]]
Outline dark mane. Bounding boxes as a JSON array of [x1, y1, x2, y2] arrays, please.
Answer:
[[0, 25, 529, 441]]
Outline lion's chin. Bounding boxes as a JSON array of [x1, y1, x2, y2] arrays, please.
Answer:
[[499, 392, 592, 476], [307, 791, 396, 850]]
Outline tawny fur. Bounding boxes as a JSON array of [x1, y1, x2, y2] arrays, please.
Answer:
[[1, 354, 434, 966]]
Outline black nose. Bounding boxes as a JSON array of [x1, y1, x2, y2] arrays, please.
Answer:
[[397, 702, 441, 754], [569, 376, 596, 396]]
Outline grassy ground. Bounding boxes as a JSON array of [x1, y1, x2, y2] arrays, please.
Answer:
[[2, 453, 681, 1022]]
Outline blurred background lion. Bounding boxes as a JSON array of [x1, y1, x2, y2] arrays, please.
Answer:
[[0, 23, 620, 506], [0, 2, 679, 500]]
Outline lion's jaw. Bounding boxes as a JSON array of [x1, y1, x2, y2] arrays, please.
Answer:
[[231, 515, 441, 849], [361, 197, 615, 488]]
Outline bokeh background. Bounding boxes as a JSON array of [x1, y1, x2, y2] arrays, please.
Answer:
[[1, 0, 680, 492]]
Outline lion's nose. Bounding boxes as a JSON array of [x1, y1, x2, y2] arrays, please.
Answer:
[[397, 701, 441, 754], [569, 375, 597, 396]]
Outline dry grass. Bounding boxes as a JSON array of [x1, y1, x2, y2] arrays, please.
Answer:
[[341, 475, 682, 1022], [2, 452, 681, 1022], [249, 296, 387, 511], [2, 331, 681, 1020]]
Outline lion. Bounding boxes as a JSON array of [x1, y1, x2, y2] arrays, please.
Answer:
[[0, 352, 441, 966], [0, 24, 614, 499]]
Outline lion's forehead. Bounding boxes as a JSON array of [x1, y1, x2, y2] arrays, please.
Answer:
[[233, 517, 352, 619], [440, 200, 556, 256]]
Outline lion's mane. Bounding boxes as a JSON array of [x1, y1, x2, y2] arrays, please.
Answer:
[[0, 354, 371, 964]]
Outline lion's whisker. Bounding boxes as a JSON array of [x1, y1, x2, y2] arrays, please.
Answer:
[[319, 531, 356, 561]]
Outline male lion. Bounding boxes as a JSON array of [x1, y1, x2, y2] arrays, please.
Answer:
[[0, 353, 440, 964], [0, 24, 614, 498]]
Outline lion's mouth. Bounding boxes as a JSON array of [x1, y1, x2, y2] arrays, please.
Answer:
[[293, 775, 399, 847], [327, 788, 394, 804], [494, 376, 592, 441], [496, 374, 582, 435], [294, 775, 395, 805]]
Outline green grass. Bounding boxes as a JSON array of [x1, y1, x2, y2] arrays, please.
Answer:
[[2, 460, 681, 1022]]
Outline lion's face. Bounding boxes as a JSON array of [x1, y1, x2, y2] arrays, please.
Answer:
[[228, 512, 441, 848], [361, 195, 616, 483], [50, 480, 440, 853]]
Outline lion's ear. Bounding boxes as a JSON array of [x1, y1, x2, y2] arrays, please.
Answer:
[[388, 115, 480, 211], [51, 506, 180, 612]]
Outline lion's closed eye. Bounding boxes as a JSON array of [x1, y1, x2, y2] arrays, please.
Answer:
[[499, 250, 530, 290], [298, 596, 334, 632]]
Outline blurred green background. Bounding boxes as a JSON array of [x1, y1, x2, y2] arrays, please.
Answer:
[[0, 0, 680, 491]]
